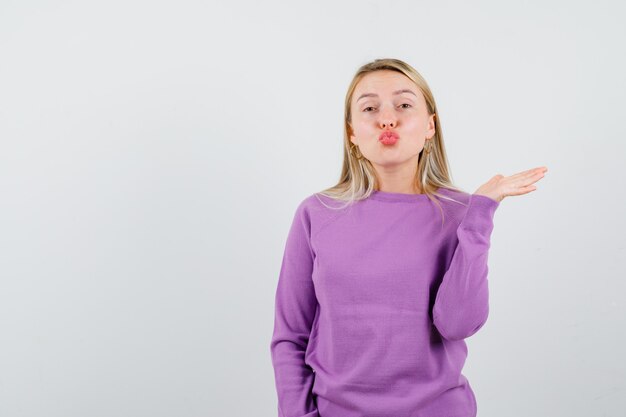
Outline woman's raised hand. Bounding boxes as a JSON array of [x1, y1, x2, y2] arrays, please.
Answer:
[[474, 166, 548, 203]]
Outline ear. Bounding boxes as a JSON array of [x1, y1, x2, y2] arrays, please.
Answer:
[[348, 124, 356, 144], [427, 113, 436, 139]]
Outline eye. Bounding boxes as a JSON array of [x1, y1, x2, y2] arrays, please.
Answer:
[[363, 104, 411, 112]]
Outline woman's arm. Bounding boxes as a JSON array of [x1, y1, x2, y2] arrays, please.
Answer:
[[270, 201, 319, 417], [432, 194, 500, 341]]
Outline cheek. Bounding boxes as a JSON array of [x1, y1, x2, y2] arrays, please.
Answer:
[[402, 116, 424, 130], [351, 119, 374, 136]]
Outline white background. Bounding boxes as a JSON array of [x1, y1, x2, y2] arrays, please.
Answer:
[[1, 1, 624, 416]]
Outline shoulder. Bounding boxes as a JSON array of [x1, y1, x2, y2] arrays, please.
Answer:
[[295, 191, 350, 212], [293, 192, 328, 215], [435, 187, 472, 211], [290, 192, 352, 236], [432, 187, 473, 225], [435, 187, 500, 227]]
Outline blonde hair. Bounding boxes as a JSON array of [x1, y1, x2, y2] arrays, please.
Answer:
[[316, 58, 467, 225]]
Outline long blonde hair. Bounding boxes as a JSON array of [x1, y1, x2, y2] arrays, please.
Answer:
[[316, 58, 467, 224]]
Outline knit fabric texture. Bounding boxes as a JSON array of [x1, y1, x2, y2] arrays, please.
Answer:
[[270, 187, 499, 417]]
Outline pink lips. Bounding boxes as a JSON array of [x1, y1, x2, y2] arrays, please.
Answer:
[[379, 131, 399, 145]]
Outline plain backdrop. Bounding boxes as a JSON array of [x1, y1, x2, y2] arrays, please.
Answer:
[[1, 1, 625, 416]]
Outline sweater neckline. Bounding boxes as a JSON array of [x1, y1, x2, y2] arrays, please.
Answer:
[[369, 187, 443, 202]]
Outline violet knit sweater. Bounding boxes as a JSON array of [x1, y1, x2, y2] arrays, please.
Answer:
[[270, 187, 500, 417]]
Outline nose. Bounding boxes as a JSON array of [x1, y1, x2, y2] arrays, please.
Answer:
[[379, 109, 397, 129]]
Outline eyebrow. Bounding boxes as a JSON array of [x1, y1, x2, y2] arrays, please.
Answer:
[[356, 89, 418, 102]]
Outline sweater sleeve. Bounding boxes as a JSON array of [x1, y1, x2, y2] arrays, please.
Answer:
[[432, 193, 500, 341], [269, 202, 320, 417]]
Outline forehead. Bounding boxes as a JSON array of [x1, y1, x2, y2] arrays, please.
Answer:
[[353, 70, 424, 101]]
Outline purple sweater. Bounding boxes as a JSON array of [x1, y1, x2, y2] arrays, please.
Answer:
[[270, 187, 499, 417]]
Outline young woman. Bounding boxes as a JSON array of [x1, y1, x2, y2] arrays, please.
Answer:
[[270, 58, 547, 417]]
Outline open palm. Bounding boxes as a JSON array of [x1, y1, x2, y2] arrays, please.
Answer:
[[474, 166, 548, 203]]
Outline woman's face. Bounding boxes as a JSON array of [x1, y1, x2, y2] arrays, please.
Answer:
[[349, 70, 435, 169]]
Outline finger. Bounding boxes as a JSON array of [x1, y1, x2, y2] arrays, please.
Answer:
[[508, 174, 545, 190], [504, 172, 545, 189], [507, 166, 547, 181], [508, 169, 548, 188], [526, 170, 547, 185], [506, 184, 538, 196]]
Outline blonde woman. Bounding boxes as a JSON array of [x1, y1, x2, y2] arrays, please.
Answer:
[[270, 58, 547, 417]]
